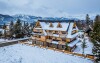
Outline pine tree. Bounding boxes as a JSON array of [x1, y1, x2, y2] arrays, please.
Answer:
[[86, 14, 90, 25], [26, 22, 30, 36], [81, 38, 87, 55], [14, 19, 23, 38], [91, 15, 100, 62], [22, 21, 26, 36], [22, 22, 30, 37], [92, 15, 100, 41], [65, 42, 69, 50], [9, 21, 14, 38]]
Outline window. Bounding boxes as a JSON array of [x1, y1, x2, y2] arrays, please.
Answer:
[[53, 31, 58, 34], [57, 23, 62, 28], [49, 23, 53, 27], [39, 35, 41, 38], [62, 38, 66, 41], [62, 45, 65, 48], [49, 36, 52, 39], [62, 31, 66, 34], [49, 30, 52, 33]]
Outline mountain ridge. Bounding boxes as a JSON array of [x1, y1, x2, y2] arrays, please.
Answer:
[[0, 14, 79, 24]]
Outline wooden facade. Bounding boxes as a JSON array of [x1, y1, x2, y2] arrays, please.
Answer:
[[32, 20, 79, 51]]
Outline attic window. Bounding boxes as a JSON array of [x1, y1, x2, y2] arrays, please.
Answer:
[[35, 21, 41, 28], [57, 23, 62, 28], [49, 23, 53, 27], [73, 22, 76, 28]]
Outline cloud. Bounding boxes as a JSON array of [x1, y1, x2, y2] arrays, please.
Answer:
[[0, 0, 100, 18]]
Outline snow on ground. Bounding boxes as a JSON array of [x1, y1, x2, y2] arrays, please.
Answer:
[[0, 39, 8, 42], [0, 39, 5, 42], [74, 36, 93, 55], [0, 44, 93, 63]]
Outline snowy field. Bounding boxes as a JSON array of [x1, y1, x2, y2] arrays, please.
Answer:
[[0, 44, 93, 63]]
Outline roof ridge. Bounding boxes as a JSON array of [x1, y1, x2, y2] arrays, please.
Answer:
[[38, 20, 75, 22]]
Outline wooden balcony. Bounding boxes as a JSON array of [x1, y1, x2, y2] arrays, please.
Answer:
[[47, 33, 53, 36], [33, 34, 39, 37], [60, 34, 67, 38], [33, 29, 43, 33], [6, 31, 11, 36], [46, 39, 52, 43], [36, 38, 41, 41], [58, 41, 66, 45], [56, 37, 62, 41], [35, 26, 41, 28], [31, 37, 36, 40], [33, 32, 44, 36], [53, 34, 59, 37]]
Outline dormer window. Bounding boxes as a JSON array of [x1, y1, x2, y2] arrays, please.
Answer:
[[73, 22, 76, 28], [49, 23, 53, 27], [57, 22, 62, 28]]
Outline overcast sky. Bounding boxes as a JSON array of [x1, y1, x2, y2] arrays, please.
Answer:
[[0, 0, 100, 19]]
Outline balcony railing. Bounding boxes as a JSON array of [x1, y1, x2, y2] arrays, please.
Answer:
[[59, 34, 67, 38], [56, 37, 62, 41], [31, 37, 36, 40], [47, 33, 53, 36], [33, 29, 43, 33], [35, 26, 41, 28], [53, 34, 59, 37], [36, 38, 41, 41], [58, 41, 66, 45], [46, 39, 52, 43]]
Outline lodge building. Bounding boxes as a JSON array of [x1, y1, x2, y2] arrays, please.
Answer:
[[32, 20, 79, 52]]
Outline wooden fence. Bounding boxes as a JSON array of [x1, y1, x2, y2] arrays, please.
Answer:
[[0, 38, 29, 47]]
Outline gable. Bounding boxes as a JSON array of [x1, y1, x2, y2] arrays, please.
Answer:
[[34, 21, 79, 38], [49, 23, 54, 27], [35, 21, 42, 28], [57, 22, 62, 28], [73, 22, 76, 28], [67, 22, 79, 38], [40, 22, 69, 31]]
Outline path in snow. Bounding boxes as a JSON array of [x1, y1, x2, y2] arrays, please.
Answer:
[[0, 44, 93, 63]]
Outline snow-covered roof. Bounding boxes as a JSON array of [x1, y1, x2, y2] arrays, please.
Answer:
[[38, 20, 75, 22], [52, 41, 59, 44], [67, 32, 79, 38], [40, 22, 69, 31], [68, 39, 79, 47], [67, 23, 74, 38], [67, 23, 79, 38], [34, 21, 79, 38], [53, 34, 59, 37]]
